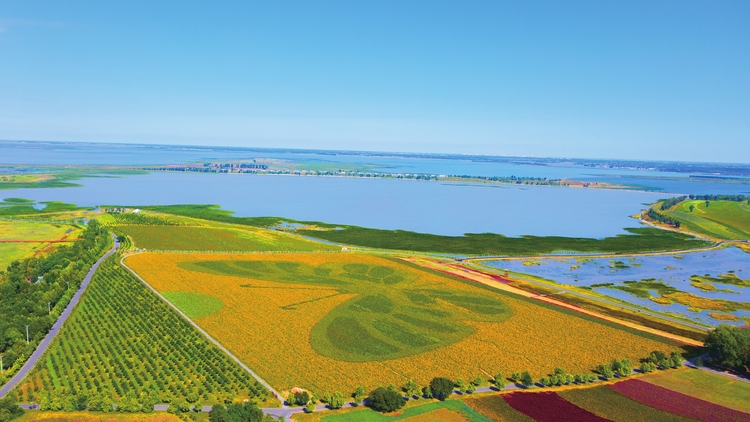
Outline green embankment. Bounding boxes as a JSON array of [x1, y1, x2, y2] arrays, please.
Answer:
[[663, 200, 750, 240], [139, 204, 710, 255]]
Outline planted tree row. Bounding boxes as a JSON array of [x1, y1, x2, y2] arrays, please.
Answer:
[[17, 252, 269, 406]]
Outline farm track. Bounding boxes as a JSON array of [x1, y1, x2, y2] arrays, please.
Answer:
[[0, 235, 119, 399], [406, 258, 704, 347]]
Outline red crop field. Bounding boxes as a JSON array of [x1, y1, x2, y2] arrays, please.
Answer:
[[608, 379, 750, 422], [502, 391, 609, 422]]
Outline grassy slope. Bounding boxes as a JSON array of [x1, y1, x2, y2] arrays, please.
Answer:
[[139, 204, 709, 255], [665, 200, 750, 240], [642, 368, 750, 413]]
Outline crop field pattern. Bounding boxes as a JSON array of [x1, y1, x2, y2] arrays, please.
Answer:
[[119, 225, 334, 252], [17, 255, 269, 404], [125, 252, 677, 393]]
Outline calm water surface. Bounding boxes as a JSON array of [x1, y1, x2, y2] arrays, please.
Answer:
[[2, 141, 748, 194], [8, 172, 663, 237]]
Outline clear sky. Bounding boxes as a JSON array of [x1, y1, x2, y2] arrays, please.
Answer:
[[0, 1, 748, 162]]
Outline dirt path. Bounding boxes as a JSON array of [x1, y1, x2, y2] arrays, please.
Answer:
[[406, 257, 703, 347]]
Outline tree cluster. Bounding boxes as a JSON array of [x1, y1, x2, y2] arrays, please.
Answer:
[[208, 402, 277, 422], [539, 367, 597, 387], [705, 325, 750, 372], [659, 196, 688, 210], [0, 394, 23, 422], [647, 208, 681, 227]]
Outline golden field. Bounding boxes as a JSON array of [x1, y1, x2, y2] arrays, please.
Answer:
[[124, 252, 680, 394]]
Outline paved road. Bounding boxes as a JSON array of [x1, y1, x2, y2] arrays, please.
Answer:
[[0, 235, 119, 399]]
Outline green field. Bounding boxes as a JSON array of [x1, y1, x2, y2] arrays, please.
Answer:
[[179, 257, 513, 361], [558, 385, 694, 422], [119, 225, 335, 252], [137, 204, 710, 255], [161, 291, 224, 319], [17, 252, 272, 405], [664, 200, 750, 240], [0, 220, 82, 269], [642, 368, 750, 413]]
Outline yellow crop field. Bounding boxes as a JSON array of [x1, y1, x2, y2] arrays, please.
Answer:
[[125, 252, 679, 394]]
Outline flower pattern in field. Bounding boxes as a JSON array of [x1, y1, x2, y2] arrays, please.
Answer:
[[126, 253, 681, 393], [608, 379, 750, 422], [179, 257, 513, 362]]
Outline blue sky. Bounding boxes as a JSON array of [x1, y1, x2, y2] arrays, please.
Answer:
[[0, 1, 748, 161]]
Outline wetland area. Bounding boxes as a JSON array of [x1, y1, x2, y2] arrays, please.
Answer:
[[483, 247, 750, 326]]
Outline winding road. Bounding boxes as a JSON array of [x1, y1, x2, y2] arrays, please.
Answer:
[[0, 235, 119, 399]]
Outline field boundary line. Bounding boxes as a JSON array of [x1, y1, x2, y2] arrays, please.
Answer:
[[120, 253, 287, 407]]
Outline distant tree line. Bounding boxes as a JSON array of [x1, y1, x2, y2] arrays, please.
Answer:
[[659, 196, 688, 210], [688, 194, 749, 203]]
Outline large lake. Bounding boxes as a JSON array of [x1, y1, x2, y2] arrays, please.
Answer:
[[2, 141, 749, 195], [8, 171, 664, 237]]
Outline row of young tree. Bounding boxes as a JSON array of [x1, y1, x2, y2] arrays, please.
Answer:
[[0, 220, 110, 382], [275, 349, 688, 416]]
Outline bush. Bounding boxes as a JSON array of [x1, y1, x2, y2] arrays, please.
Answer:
[[520, 371, 534, 387], [493, 373, 504, 386], [597, 363, 614, 379], [329, 392, 345, 409], [367, 387, 405, 413], [429, 377, 454, 400]]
